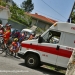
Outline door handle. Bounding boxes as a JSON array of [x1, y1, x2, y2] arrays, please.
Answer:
[[56, 45, 60, 50]]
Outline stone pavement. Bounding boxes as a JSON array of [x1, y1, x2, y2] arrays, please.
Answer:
[[65, 48, 75, 75]]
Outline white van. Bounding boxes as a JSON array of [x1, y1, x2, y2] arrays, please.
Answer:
[[21, 29, 35, 39], [18, 22, 75, 69]]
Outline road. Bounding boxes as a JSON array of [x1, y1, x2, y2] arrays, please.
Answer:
[[0, 53, 65, 75]]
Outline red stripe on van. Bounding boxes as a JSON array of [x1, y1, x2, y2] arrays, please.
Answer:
[[21, 43, 72, 58]]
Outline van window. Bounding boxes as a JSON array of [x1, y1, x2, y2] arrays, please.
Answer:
[[42, 30, 61, 44]]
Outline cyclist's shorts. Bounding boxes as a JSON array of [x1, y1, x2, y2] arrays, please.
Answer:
[[4, 38, 9, 44]]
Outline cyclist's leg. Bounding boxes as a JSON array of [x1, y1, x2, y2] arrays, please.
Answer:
[[9, 46, 14, 56], [3, 39, 9, 56], [5, 38, 13, 56], [14, 47, 19, 57], [0, 39, 5, 54]]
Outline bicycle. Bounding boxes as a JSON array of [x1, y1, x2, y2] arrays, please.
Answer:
[[0, 37, 11, 56]]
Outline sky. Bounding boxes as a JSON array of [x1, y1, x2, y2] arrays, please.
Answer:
[[13, 0, 75, 22]]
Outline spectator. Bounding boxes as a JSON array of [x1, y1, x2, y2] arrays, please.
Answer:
[[19, 32, 26, 43], [3, 24, 11, 44], [28, 33, 35, 40]]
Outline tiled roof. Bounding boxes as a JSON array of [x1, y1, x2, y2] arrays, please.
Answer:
[[26, 13, 57, 24]]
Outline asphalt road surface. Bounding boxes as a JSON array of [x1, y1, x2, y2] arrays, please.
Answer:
[[0, 53, 65, 75]]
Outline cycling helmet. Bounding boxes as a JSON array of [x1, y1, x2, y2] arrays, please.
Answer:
[[1, 25, 3, 27], [14, 38, 18, 41], [6, 24, 11, 27], [8, 24, 11, 26]]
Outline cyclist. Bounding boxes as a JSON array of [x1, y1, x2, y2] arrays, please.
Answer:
[[0, 24, 4, 36], [19, 32, 26, 43], [0, 24, 4, 43], [28, 33, 35, 40], [10, 38, 20, 57], [0, 24, 11, 56], [3, 24, 11, 45]]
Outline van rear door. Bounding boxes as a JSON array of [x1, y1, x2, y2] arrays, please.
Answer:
[[39, 30, 61, 65], [56, 32, 73, 68]]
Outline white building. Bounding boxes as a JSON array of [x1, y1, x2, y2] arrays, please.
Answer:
[[0, 5, 10, 25]]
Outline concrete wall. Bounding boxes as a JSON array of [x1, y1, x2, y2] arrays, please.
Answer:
[[0, 18, 8, 25], [31, 18, 52, 30], [0, 10, 9, 20], [0, 9, 9, 25], [8, 20, 27, 31]]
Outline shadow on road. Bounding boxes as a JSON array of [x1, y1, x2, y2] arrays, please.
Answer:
[[19, 63, 65, 75]]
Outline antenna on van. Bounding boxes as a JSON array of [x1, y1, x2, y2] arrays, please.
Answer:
[[67, 18, 71, 23]]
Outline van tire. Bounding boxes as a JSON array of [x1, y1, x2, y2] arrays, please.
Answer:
[[25, 54, 40, 68]]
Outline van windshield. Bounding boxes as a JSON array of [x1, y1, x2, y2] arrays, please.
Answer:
[[42, 30, 61, 44], [21, 29, 35, 39]]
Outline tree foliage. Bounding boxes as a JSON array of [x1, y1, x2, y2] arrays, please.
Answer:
[[0, 1, 6, 6], [10, 4, 32, 26], [12, 1, 17, 6], [21, 0, 34, 13], [0, 1, 32, 26], [71, 12, 75, 23]]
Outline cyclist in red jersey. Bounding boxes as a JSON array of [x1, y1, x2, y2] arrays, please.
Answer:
[[3, 24, 11, 44]]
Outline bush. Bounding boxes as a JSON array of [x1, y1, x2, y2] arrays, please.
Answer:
[[0, 1, 6, 6]]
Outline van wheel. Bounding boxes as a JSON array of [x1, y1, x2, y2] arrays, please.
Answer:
[[25, 54, 40, 68]]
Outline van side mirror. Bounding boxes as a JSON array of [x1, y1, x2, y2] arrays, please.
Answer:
[[38, 35, 43, 43]]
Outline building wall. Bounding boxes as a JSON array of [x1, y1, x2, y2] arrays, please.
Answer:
[[0, 9, 9, 19], [37, 20, 46, 30], [8, 20, 27, 31], [31, 18, 51, 30], [2, 0, 12, 6], [1, 19, 8, 25], [0, 9, 9, 25], [31, 18, 37, 25], [7, 0, 12, 6]]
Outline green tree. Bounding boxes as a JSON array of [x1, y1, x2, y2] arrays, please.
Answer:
[[71, 12, 75, 23], [12, 1, 17, 6], [0, 1, 6, 6], [21, 0, 34, 13], [10, 3, 32, 26], [0, 0, 32, 26]]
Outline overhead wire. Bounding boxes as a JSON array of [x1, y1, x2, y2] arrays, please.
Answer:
[[41, 0, 67, 20]]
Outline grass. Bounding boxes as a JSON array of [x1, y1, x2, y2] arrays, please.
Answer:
[[42, 65, 66, 74], [8, 18, 28, 26]]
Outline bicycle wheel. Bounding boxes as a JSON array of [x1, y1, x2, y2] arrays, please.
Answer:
[[0, 43, 5, 54], [0, 48, 3, 54], [5, 45, 11, 56], [7, 47, 11, 55]]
